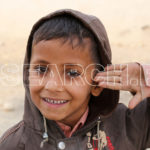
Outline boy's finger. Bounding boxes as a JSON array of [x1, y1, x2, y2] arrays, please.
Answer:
[[98, 82, 123, 90], [105, 64, 127, 71], [98, 81, 133, 92], [95, 76, 121, 83], [95, 71, 122, 78], [128, 92, 142, 109]]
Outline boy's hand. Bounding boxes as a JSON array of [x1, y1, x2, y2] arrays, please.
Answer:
[[94, 63, 150, 109]]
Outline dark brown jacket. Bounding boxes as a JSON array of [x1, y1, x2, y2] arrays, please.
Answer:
[[0, 9, 150, 150]]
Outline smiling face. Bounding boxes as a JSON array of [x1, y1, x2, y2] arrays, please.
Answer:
[[29, 38, 102, 127]]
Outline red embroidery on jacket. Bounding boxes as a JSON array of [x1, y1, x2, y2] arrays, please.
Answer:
[[92, 139, 98, 150], [106, 136, 114, 150]]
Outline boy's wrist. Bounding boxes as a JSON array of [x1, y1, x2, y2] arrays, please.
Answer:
[[142, 86, 150, 99], [140, 64, 150, 87]]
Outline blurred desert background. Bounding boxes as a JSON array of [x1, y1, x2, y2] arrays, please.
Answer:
[[0, 0, 150, 143]]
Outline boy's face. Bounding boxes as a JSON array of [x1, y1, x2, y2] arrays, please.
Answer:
[[29, 38, 102, 127]]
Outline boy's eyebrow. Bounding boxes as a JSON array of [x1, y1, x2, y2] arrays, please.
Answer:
[[63, 64, 85, 68], [31, 60, 84, 67], [31, 60, 50, 64], [31, 60, 82, 65], [64, 64, 79, 66]]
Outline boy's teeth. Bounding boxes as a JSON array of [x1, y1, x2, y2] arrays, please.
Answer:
[[44, 98, 67, 104]]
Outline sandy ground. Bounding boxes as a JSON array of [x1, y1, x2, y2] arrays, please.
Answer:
[[0, 0, 150, 148]]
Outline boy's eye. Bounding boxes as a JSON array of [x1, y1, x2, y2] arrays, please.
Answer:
[[34, 66, 48, 74], [66, 69, 80, 77]]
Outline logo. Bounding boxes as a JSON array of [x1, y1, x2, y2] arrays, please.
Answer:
[[86, 131, 114, 150]]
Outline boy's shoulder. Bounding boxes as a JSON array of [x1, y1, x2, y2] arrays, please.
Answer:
[[105, 98, 149, 121], [104, 102, 127, 121], [107, 98, 150, 125], [0, 120, 25, 150], [114, 98, 149, 114], [103, 98, 149, 134]]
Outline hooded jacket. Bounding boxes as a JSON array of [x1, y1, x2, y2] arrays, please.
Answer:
[[0, 9, 150, 150]]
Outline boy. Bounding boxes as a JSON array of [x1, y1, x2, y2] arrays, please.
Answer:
[[0, 9, 150, 150]]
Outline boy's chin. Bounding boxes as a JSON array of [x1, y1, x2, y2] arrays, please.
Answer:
[[42, 112, 66, 122]]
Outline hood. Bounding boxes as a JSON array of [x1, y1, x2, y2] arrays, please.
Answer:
[[23, 9, 119, 131]]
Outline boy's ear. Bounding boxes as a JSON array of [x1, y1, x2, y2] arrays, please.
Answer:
[[91, 86, 103, 97]]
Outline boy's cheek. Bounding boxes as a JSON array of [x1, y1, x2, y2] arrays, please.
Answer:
[[64, 76, 85, 87], [66, 81, 91, 97], [29, 80, 44, 95], [83, 74, 94, 86], [29, 75, 45, 87]]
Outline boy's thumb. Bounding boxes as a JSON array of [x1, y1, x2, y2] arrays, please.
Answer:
[[128, 92, 142, 109]]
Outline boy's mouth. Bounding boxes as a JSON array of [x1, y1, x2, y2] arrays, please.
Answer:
[[42, 98, 69, 105]]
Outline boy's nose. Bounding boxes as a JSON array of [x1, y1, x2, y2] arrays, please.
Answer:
[[44, 73, 64, 92]]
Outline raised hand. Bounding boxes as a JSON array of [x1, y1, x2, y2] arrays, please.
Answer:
[[94, 63, 150, 109]]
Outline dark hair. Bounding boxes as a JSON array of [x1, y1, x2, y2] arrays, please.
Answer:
[[32, 14, 101, 71]]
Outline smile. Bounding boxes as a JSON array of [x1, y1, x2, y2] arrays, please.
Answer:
[[42, 98, 69, 105]]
